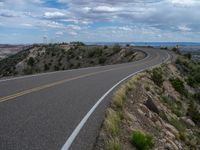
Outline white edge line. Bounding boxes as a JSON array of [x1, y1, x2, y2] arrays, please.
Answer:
[[61, 51, 170, 150], [0, 50, 149, 83]]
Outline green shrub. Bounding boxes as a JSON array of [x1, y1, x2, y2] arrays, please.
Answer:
[[187, 101, 200, 125], [161, 95, 183, 117], [44, 64, 50, 71], [193, 92, 200, 103], [187, 76, 196, 87], [172, 47, 180, 54], [184, 53, 192, 59], [113, 44, 121, 53], [150, 68, 163, 86], [98, 57, 106, 64], [170, 117, 186, 132], [170, 78, 186, 96], [131, 130, 154, 150], [27, 57, 35, 66]]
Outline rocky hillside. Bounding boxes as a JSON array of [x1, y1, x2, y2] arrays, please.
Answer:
[[94, 53, 200, 150], [0, 43, 145, 78]]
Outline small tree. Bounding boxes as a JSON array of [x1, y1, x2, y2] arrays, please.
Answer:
[[27, 57, 35, 66]]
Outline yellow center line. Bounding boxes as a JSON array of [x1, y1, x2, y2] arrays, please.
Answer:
[[0, 53, 159, 103]]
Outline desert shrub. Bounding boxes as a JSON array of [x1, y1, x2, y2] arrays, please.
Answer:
[[104, 45, 108, 49], [54, 65, 60, 71], [170, 117, 186, 132], [131, 130, 154, 150], [98, 57, 106, 64], [187, 76, 197, 87], [23, 68, 33, 75], [172, 47, 180, 54], [161, 96, 183, 117], [27, 57, 35, 66], [94, 47, 103, 57], [193, 92, 200, 103], [187, 101, 200, 125], [113, 44, 121, 53], [44, 64, 50, 71], [87, 47, 103, 58], [87, 49, 96, 58], [170, 78, 186, 96], [150, 68, 163, 86], [184, 53, 192, 59]]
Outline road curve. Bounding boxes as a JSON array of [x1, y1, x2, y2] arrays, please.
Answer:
[[0, 47, 170, 150]]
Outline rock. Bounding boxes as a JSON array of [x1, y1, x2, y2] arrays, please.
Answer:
[[165, 130, 176, 139], [181, 117, 195, 127], [167, 140, 179, 150], [144, 96, 159, 114], [155, 120, 162, 128], [164, 123, 179, 135], [139, 104, 150, 114], [165, 143, 172, 150], [137, 108, 145, 116]]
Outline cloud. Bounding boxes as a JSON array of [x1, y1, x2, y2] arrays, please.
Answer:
[[169, 0, 200, 7], [44, 11, 66, 19], [178, 25, 191, 32], [56, 31, 64, 36], [0, 0, 200, 43]]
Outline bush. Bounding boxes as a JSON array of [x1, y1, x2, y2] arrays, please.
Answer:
[[170, 117, 186, 132], [131, 130, 154, 150], [170, 78, 186, 96], [44, 64, 50, 71], [98, 57, 106, 64], [161, 96, 183, 117], [172, 47, 180, 54], [194, 92, 200, 103], [187, 101, 200, 125], [113, 44, 121, 53], [27, 57, 35, 66], [187, 76, 196, 87], [184, 53, 192, 59], [150, 68, 163, 86]]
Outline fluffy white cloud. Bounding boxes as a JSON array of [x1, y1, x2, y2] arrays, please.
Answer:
[[170, 0, 200, 7], [0, 0, 200, 43], [44, 11, 66, 19], [178, 25, 191, 32]]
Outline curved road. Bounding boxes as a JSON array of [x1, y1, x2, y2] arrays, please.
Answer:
[[0, 47, 170, 150]]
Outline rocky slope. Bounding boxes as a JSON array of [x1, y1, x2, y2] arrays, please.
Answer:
[[94, 54, 200, 150], [0, 43, 145, 78]]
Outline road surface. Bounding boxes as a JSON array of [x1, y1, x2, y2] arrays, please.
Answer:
[[0, 47, 170, 150]]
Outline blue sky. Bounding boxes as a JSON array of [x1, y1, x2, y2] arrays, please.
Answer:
[[0, 0, 200, 44]]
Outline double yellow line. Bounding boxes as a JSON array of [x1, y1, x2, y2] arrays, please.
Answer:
[[0, 52, 159, 103]]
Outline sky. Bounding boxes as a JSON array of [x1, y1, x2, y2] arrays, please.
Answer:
[[0, 0, 200, 44]]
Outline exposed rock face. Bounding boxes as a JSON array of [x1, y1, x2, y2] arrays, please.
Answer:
[[144, 95, 159, 114], [94, 60, 200, 150]]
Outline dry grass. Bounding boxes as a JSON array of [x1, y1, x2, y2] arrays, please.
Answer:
[[105, 108, 121, 136], [105, 137, 122, 150]]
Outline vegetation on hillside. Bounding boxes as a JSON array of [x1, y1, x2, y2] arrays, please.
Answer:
[[94, 50, 200, 150], [0, 43, 145, 78]]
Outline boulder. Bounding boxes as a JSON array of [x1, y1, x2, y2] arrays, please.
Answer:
[[144, 96, 159, 114], [181, 117, 195, 127]]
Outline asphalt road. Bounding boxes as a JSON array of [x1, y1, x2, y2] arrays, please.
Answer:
[[0, 47, 170, 150]]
